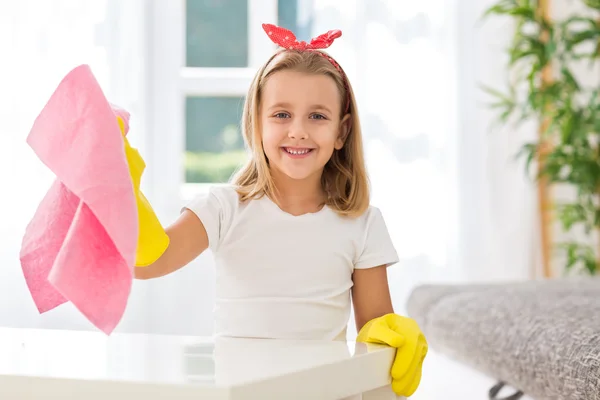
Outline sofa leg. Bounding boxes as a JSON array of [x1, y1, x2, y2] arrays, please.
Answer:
[[488, 381, 524, 400]]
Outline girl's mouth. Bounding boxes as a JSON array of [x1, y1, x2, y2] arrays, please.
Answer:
[[282, 147, 314, 158]]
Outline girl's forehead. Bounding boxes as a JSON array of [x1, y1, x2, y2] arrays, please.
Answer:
[[261, 70, 341, 105]]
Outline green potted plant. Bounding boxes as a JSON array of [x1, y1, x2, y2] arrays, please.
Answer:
[[482, 0, 600, 275]]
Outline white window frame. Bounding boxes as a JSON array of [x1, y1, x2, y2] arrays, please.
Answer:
[[148, 0, 277, 214]]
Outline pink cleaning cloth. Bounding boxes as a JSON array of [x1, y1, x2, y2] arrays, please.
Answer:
[[19, 64, 138, 334]]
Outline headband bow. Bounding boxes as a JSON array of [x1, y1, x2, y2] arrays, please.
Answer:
[[261, 23, 350, 114], [262, 23, 342, 50]]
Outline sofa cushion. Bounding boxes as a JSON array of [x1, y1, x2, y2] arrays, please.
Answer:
[[406, 277, 600, 400]]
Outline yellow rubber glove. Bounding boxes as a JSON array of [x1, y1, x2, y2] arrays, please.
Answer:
[[117, 116, 170, 267], [357, 313, 428, 397]]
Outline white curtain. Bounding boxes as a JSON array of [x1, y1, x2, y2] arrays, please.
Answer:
[[306, 0, 461, 338], [0, 0, 152, 332], [0, 0, 537, 336], [311, 0, 538, 340], [454, 0, 539, 283]]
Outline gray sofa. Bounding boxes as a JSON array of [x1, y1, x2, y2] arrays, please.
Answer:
[[406, 277, 600, 400]]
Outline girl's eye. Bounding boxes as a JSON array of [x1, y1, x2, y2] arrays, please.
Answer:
[[310, 113, 327, 120], [274, 112, 290, 118]]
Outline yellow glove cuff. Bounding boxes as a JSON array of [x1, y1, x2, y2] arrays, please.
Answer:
[[118, 116, 170, 267]]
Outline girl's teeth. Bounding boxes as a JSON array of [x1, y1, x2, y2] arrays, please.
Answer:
[[287, 148, 310, 155]]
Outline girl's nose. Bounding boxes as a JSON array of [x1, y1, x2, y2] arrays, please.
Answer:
[[288, 120, 308, 140]]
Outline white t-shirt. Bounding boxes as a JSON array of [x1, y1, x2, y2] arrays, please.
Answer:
[[184, 185, 399, 341]]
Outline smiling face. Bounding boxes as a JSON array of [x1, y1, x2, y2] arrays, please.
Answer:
[[260, 69, 349, 183], [233, 50, 369, 217]]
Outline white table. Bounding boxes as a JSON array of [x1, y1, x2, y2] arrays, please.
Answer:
[[0, 328, 402, 400]]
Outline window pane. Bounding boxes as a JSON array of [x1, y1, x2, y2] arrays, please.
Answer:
[[277, 0, 312, 39], [185, 97, 247, 184], [185, 0, 248, 68]]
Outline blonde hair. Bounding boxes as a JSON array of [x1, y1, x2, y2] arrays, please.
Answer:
[[231, 49, 370, 218]]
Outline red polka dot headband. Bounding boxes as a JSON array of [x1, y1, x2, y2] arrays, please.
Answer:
[[262, 23, 351, 114]]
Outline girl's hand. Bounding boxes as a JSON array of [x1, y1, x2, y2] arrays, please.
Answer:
[[357, 313, 428, 397]]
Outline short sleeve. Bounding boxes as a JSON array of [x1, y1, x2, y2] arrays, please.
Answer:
[[182, 185, 236, 253], [354, 207, 399, 269]]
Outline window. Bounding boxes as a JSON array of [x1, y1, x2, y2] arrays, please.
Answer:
[[185, 96, 246, 183], [154, 0, 311, 195]]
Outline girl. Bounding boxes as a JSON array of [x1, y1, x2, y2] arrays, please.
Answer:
[[134, 23, 426, 397]]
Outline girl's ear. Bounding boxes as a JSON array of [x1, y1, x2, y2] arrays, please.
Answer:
[[334, 113, 352, 150]]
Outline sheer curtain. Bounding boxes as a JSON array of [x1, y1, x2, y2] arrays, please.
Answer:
[[0, 0, 152, 332], [311, 0, 538, 339], [454, 0, 539, 283], [308, 0, 462, 337]]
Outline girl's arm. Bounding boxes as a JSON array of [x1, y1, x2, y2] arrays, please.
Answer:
[[351, 265, 394, 331], [134, 209, 209, 280]]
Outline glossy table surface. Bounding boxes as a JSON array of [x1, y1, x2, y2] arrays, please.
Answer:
[[0, 327, 399, 399]]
